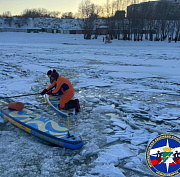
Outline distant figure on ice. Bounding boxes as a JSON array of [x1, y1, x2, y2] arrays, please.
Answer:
[[41, 69, 75, 109], [175, 36, 177, 43], [105, 35, 112, 44], [168, 37, 171, 43], [103, 37, 105, 42]]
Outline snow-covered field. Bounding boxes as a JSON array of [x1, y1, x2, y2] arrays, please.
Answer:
[[0, 32, 180, 177]]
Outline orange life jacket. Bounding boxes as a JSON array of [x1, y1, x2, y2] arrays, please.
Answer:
[[47, 76, 74, 94]]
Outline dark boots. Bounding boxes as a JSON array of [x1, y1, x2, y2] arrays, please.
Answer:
[[65, 99, 80, 112]]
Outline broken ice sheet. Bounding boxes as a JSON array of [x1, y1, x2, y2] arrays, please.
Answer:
[[93, 144, 135, 165]]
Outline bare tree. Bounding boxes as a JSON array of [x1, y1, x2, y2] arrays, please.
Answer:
[[4, 17, 13, 27], [78, 0, 98, 39], [1, 11, 12, 17], [104, 0, 116, 39], [155, 1, 169, 40], [49, 11, 60, 18], [21, 8, 60, 18]]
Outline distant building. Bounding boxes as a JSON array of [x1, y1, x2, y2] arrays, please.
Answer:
[[96, 26, 108, 35], [59, 29, 70, 34], [27, 28, 41, 33], [127, 0, 180, 20], [127, 1, 158, 19], [41, 28, 52, 33], [75, 30, 83, 34], [0, 28, 27, 32], [114, 11, 125, 20], [160, 0, 180, 2]]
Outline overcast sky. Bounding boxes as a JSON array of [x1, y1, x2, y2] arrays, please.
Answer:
[[0, 0, 105, 15]]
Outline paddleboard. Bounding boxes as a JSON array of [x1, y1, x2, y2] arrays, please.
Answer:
[[0, 100, 83, 150], [44, 94, 76, 117]]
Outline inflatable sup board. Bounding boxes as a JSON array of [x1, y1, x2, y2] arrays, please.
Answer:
[[0, 100, 83, 150], [44, 94, 76, 117]]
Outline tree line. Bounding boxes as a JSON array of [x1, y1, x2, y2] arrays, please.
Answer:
[[0, 0, 142, 18], [78, 0, 180, 40], [127, 1, 180, 41], [1, 0, 180, 41], [0, 9, 60, 18]]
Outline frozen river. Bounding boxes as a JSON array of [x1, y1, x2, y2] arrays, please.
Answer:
[[0, 32, 180, 177]]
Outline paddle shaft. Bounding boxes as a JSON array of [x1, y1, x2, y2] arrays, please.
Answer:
[[67, 110, 72, 137], [0, 93, 40, 99], [67, 110, 70, 131]]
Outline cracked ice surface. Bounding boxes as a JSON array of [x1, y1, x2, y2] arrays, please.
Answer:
[[0, 33, 180, 176]]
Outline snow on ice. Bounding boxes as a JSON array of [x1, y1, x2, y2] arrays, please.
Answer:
[[0, 32, 180, 176]]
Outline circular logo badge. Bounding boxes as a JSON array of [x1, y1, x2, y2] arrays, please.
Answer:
[[146, 134, 180, 177]]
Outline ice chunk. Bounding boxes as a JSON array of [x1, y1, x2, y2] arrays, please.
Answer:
[[90, 163, 125, 177], [111, 118, 127, 130], [106, 137, 119, 144], [93, 105, 116, 113], [86, 97, 100, 103], [94, 144, 135, 165]]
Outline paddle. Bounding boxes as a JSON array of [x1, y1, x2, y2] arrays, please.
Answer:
[[67, 110, 74, 138], [0, 93, 41, 99]]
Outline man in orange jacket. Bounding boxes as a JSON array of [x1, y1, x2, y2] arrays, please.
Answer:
[[41, 69, 74, 109]]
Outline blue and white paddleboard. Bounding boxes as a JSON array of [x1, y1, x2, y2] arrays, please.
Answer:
[[0, 100, 83, 150], [44, 94, 76, 117]]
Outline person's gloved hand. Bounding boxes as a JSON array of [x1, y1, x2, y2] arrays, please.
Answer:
[[47, 90, 52, 95], [41, 89, 47, 95]]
